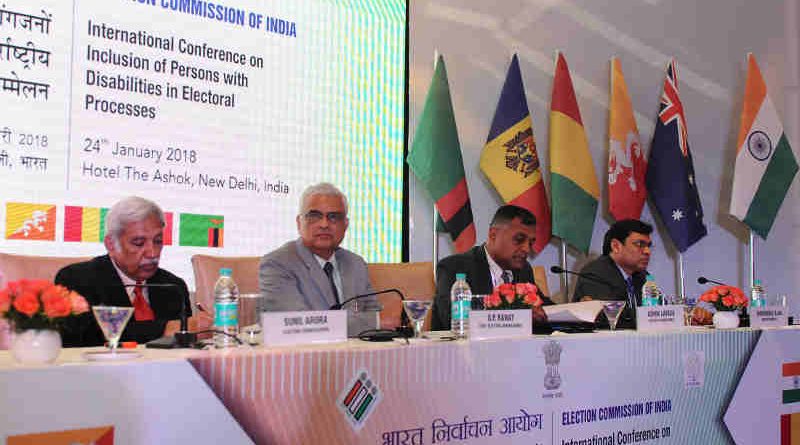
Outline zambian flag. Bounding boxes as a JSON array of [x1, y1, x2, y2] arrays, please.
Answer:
[[407, 55, 476, 253], [179, 213, 223, 247], [65, 206, 173, 245], [730, 53, 798, 239], [549, 52, 599, 253]]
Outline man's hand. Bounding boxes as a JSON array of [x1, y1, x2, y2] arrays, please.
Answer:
[[691, 307, 713, 326], [579, 296, 594, 302]]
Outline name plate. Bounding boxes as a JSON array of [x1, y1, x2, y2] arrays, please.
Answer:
[[636, 305, 684, 331], [750, 306, 788, 328], [262, 310, 347, 346], [469, 309, 531, 340]]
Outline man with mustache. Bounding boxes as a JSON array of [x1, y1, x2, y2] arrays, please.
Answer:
[[56, 196, 190, 346], [259, 183, 379, 333]]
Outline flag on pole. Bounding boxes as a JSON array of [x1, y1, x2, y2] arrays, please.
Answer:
[[480, 54, 551, 253], [730, 53, 798, 239], [646, 59, 707, 252], [608, 58, 647, 221], [407, 55, 476, 253], [549, 52, 599, 253]]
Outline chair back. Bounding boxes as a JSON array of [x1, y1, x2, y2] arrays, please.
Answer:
[[532, 265, 550, 299], [190, 255, 261, 316], [367, 262, 435, 330]]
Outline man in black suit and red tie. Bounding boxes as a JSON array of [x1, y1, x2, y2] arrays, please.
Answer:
[[431, 205, 552, 331], [56, 196, 191, 347]]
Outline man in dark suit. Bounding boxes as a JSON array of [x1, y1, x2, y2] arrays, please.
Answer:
[[56, 196, 190, 347], [572, 219, 653, 329], [432, 205, 552, 331]]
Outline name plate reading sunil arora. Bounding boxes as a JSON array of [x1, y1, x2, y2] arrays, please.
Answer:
[[262, 310, 347, 346]]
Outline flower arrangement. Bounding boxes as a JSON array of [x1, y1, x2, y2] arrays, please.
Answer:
[[0, 279, 89, 331], [699, 285, 748, 312], [484, 282, 542, 310]]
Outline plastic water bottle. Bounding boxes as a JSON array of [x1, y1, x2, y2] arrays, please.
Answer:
[[213, 267, 239, 348], [750, 279, 766, 309], [450, 273, 472, 339], [641, 274, 663, 307]]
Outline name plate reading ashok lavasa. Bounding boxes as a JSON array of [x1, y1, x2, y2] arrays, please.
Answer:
[[262, 310, 347, 346]]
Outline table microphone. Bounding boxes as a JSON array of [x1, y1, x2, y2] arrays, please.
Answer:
[[123, 283, 197, 348], [697, 276, 728, 286], [330, 288, 413, 339]]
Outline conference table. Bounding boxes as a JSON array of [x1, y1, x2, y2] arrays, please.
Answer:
[[0, 326, 797, 444]]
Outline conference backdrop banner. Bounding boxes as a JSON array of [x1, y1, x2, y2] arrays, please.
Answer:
[[188, 328, 785, 444], [0, 0, 407, 287]]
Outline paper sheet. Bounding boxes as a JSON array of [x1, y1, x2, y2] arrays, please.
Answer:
[[544, 300, 606, 323]]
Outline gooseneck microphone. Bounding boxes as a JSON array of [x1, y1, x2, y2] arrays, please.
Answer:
[[125, 282, 197, 348], [330, 288, 413, 339], [550, 265, 615, 287], [697, 276, 728, 286]]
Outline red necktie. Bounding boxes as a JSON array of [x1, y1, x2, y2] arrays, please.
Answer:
[[133, 282, 155, 321]]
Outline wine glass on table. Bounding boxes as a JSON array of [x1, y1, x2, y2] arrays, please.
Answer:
[[83, 306, 140, 361], [402, 300, 432, 339], [602, 301, 626, 331]]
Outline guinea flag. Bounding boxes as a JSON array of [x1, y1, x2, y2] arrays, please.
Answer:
[[407, 55, 476, 253], [179, 213, 223, 247], [730, 53, 798, 239], [480, 54, 551, 253], [548, 52, 599, 253], [64, 206, 109, 242]]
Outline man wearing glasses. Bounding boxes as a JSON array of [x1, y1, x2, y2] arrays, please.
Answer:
[[259, 183, 378, 318], [572, 219, 653, 329]]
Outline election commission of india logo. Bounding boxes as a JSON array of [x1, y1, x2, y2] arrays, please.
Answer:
[[337, 369, 382, 431], [543, 340, 563, 391], [503, 127, 539, 178], [7, 425, 114, 444]]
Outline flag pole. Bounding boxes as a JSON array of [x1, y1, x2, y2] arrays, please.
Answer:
[[677, 252, 686, 301], [748, 229, 755, 288], [560, 239, 568, 296], [431, 50, 440, 278]]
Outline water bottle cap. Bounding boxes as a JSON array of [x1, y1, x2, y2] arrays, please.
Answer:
[[219, 268, 232, 277], [455, 273, 466, 280], [646, 274, 655, 280], [754, 279, 762, 286]]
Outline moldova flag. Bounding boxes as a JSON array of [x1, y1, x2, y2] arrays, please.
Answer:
[[5, 202, 56, 241], [179, 213, 223, 247], [608, 57, 647, 221], [646, 59, 707, 252], [549, 52, 599, 253], [407, 55, 476, 253], [730, 53, 798, 239], [480, 54, 551, 253]]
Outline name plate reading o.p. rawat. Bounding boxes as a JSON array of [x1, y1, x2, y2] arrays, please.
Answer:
[[750, 306, 788, 328], [262, 310, 347, 346], [636, 305, 684, 332], [469, 309, 531, 340]]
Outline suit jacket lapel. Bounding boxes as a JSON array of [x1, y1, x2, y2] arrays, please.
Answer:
[[295, 240, 337, 308], [97, 255, 132, 307], [336, 251, 354, 301]]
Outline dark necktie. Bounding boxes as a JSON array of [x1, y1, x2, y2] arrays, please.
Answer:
[[323, 261, 340, 305], [502, 270, 513, 284], [625, 276, 637, 319]]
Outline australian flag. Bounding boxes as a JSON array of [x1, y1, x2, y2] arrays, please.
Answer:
[[645, 60, 707, 252]]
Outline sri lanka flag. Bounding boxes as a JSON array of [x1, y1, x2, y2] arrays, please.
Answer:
[[407, 55, 476, 253], [646, 59, 707, 252], [179, 213, 223, 247], [730, 53, 798, 239], [608, 58, 647, 221], [549, 52, 599, 253], [480, 54, 551, 253], [5, 202, 56, 241]]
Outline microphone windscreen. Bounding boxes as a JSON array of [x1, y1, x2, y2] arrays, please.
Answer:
[[697, 277, 708, 284], [550, 265, 564, 274]]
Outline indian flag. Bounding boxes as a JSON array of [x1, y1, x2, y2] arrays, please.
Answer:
[[730, 53, 799, 239], [549, 52, 599, 253]]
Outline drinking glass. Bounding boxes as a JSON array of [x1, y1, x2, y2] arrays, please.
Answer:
[[602, 301, 626, 331], [92, 305, 134, 350], [402, 300, 432, 338]]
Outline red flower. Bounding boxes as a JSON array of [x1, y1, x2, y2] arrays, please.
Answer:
[[41, 286, 72, 318], [0, 289, 10, 314], [13, 290, 40, 317], [484, 292, 502, 308], [69, 291, 89, 314]]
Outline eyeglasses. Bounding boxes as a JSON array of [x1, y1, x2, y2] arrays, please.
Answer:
[[302, 210, 347, 224], [630, 240, 653, 250]]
